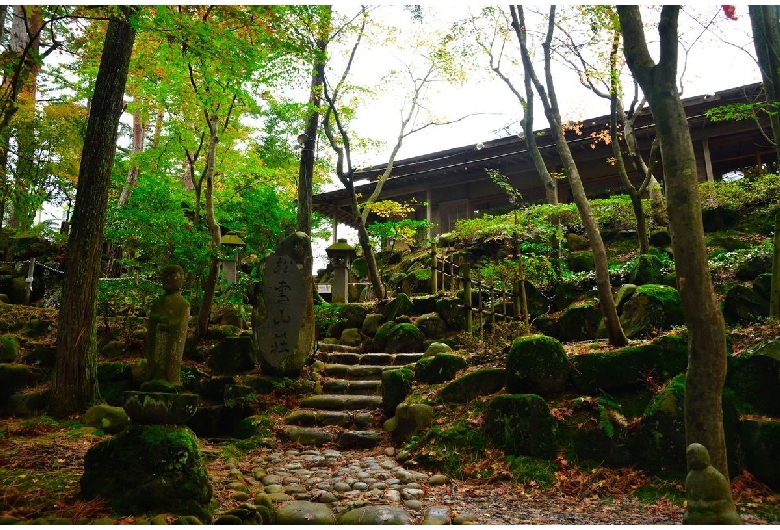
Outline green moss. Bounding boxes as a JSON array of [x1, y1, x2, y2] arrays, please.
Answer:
[[416, 419, 488, 479], [381, 367, 414, 416], [506, 334, 569, 397], [484, 394, 557, 458], [506, 455, 558, 488], [415, 353, 468, 384]]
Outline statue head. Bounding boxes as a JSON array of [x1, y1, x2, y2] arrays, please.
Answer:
[[687, 442, 711, 471], [162, 265, 184, 294]]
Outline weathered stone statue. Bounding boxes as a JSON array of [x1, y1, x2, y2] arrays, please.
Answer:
[[144, 265, 190, 391], [683, 443, 741, 525]]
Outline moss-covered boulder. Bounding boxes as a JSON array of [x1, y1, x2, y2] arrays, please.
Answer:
[[412, 295, 438, 315], [635, 375, 686, 473], [83, 404, 132, 434], [382, 293, 413, 322], [0, 364, 43, 407], [553, 282, 585, 312], [559, 397, 633, 467], [723, 284, 769, 325], [275, 500, 336, 525], [415, 312, 448, 340], [381, 368, 414, 417], [385, 323, 425, 354], [566, 232, 590, 251], [558, 303, 602, 342], [614, 284, 637, 314], [339, 327, 362, 347], [404, 268, 432, 294], [570, 333, 688, 395], [726, 340, 780, 416], [80, 424, 213, 521], [338, 303, 369, 330], [619, 284, 683, 338], [423, 342, 452, 357], [506, 335, 569, 398], [339, 506, 413, 525], [701, 205, 740, 232], [439, 368, 506, 404], [8, 387, 51, 418], [740, 419, 780, 490], [383, 403, 434, 442], [753, 272, 773, 300], [97, 362, 135, 407], [568, 251, 594, 273], [415, 353, 468, 384], [361, 313, 384, 336], [484, 394, 557, 458], [0, 334, 19, 363], [208, 335, 257, 375], [435, 297, 466, 331], [20, 317, 52, 338], [371, 321, 397, 353], [532, 316, 560, 338], [649, 230, 671, 248], [628, 254, 665, 285], [735, 253, 772, 281]]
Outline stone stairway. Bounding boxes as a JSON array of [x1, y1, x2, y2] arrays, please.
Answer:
[[281, 343, 423, 449]]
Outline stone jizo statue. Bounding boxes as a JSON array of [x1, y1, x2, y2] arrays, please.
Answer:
[[143, 265, 190, 391], [683, 443, 741, 525]]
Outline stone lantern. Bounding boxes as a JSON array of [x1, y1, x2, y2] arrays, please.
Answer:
[[220, 232, 246, 283], [326, 238, 357, 303]]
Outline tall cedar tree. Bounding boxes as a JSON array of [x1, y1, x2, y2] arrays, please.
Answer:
[[617, 6, 731, 479], [51, 11, 136, 417]]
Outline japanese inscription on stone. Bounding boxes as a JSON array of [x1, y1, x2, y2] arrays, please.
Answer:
[[258, 253, 306, 368]]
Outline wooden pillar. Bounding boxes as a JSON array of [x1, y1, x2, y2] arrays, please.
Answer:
[[463, 263, 472, 334], [332, 202, 339, 242], [426, 187, 433, 239], [430, 244, 438, 294], [702, 137, 714, 182]]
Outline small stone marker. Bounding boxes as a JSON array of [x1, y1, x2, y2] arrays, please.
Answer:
[[258, 253, 305, 368]]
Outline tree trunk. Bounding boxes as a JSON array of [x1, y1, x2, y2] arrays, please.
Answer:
[[618, 5, 730, 480], [196, 113, 222, 337], [117, 108, 145, 208], [51, 13, 136, 417], [515, 5, 627, 346], [9, 5, 41, 230], [749, 5, 780, 164]]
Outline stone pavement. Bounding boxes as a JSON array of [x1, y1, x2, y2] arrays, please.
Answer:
[[215, 446, 481, 524]]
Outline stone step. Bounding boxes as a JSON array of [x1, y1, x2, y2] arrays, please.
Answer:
[[322, 364, 385, 380], [281, 425, 385, 449], [317, 342, 362, 353], [300, 394, 383, 411], [322, 352, 424, 366], [284, 409, 379, 429], [321, 379, 382, 395]]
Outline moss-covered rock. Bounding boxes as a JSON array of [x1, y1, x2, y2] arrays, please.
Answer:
[[0, 363, 43, 407], [338, 327, 362, 347], [83, 404, 132, 434], [568, 251, 594, 273], [339, 506, 413, 525], [423, 342, 452, 357], [20, 317, 52, 338], [506, 335, 569, 397], [338, 303, 369, 330], [614, 284, 637, 315], [415, 312, 448, 340], [382, 293, 413, 322], [207, 335, 257, 375], [415, 353, 468, 384], [628, 254, 665, 285], [0, 334, 19, 363], [97, 362, 135, 407], [723, 284, 769, 325], [7, 387, 51, 417], [385, 323, 425, 354], [439, 368, 506, 404], [740, 418, 780, 490], [371, 321, 397, 353], [553, 282, 585, 312], [24, 345, 55, 367], [726, 340, 780, 416], [635, 374, 687, 473], [412, 295, 438, 315], [566, 233, 589, 251], [559, 397, 633, 467], [361, 313, 384, 336], [383, 403, 434, 442], [753, 272, 773, 300], [275, 500, 336, 525], [619, 284, 683, 338], [570, 333, 688, 395], [558, 303, 602, 342], [80, 424, 213, 521], [484, 394, 557, 458], [701, 205, 740, 232], [435, 297, 466, 331], [532, 315, 560, 338], [649, 230, 672, 248], [416, 419, 488, 478], [735, 253, 772, 281], [100, 340, 126, 359], [381, 368, 414, 417]]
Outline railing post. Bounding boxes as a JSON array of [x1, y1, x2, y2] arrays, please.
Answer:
[[431, 244, 438, 295], [477, 270, 483, 342], [463, 263, 472, 334]]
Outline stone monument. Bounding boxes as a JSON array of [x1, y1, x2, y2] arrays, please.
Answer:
[[80, 265, 212, 522], [253, 232, 315, 376], [683, 443, 741, 525]]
